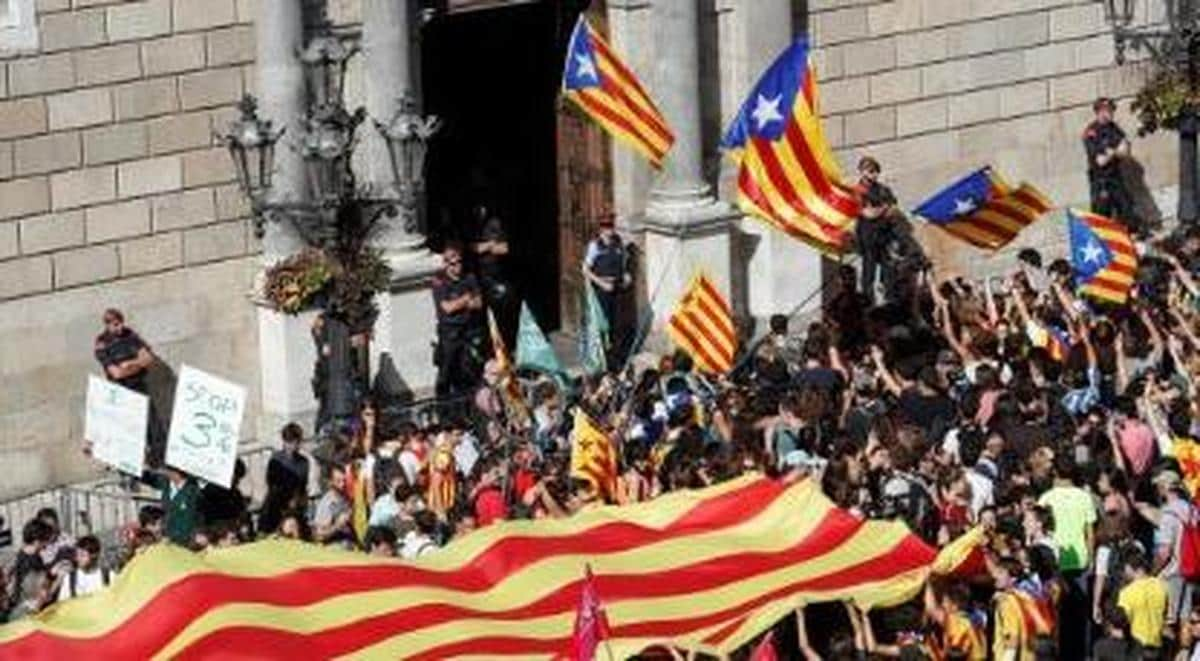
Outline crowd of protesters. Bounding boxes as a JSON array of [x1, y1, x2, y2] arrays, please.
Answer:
[[10, 110, 1200, 660]]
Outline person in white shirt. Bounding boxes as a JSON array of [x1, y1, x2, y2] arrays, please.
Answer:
[[399, 510, 440, 560], [56, 535, 111, 602]]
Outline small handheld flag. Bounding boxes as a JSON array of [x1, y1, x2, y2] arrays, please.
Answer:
[[563, 17, 674, 168], [570, 409, 618, 502], [1068, 208, 1137, 305], [568, 565, 611, 661], [515, 302, 566, 377], [912, 167, 1052, 249], [721, 37, 859, 252], [488, 309, 530, 425], [667, 273, 737, 374]]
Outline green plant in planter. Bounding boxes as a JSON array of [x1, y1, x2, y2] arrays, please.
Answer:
[[1132, 70, 1200, 136]]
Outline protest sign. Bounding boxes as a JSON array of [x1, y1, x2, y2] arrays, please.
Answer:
[[84, 374, 149, 476], [165, 365, 246, 488]]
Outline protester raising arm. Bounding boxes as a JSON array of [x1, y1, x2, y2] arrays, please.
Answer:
[[794, 605, 822, 661], [869, 345, 904, 397]]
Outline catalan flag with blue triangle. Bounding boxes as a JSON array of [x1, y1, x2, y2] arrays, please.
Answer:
[[721, 37, 859, 253], [1068, 208, 1137, 305], [562, 16, 674, 168], [912, 167, 1052, 250]]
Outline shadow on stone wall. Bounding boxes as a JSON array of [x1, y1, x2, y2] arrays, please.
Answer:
[[1121, 157, 1164, 232]]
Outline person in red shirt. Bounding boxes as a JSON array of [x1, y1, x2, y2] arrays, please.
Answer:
[[471, 459, 508, 527]]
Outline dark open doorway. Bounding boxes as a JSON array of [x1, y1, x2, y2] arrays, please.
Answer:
[[421, 1, 580, 332]]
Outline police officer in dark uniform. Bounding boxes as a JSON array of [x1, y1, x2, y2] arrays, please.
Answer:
[[1083, 97, 1137, 231], [853, 156, 898, 305], [583, 214, 634, 367], [470, 203, 513, 346], [431, 244, 486, 399]]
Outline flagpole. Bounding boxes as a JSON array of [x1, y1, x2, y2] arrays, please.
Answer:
[[620, 239, 683, 372]]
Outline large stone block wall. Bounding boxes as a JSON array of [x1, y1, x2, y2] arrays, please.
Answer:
[[0, 0, 261, 499], [804, 0, 1178, 276]]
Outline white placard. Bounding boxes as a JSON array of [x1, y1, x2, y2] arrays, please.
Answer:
[[84, 375, 148, 476], [165, 365, 246, 488]]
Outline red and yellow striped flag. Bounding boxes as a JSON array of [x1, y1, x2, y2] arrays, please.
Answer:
[[488, 309, 530, 425], [563, 16, 674, 168], [427, 438, 457, 517], [0, 477, 937, 659], [570, 409, 619, 502], [667, 273, 737, 374]]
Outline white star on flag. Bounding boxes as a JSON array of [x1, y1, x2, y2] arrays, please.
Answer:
[[751, 94, 785, 130], [952, 197, 977, 215], [575, 53, 598, 81], [1080, 240, 1104, 263]]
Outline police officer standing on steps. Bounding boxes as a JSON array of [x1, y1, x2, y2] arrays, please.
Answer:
[[584, 213, 634, 368], [431, 243, 486, 399], [1084, 97, 1138, 233], [854, 156, 898, 305]]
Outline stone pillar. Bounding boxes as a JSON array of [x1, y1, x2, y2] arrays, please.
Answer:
[[256, 0, 307, 259], [641, 0, 736, 331], [720, 0, 824, 325], [361, 0, 440, 394], [254, 0, 316, 439], [363, 0, 424, 254]]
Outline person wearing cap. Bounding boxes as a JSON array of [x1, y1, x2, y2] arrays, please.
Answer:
[[583, 213, 634, 367], [853, 156, 899, 305], [1137, 468, 1197, 633], [1083, 97, 1137, 231]]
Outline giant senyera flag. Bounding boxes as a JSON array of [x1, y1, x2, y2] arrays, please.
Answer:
[[721, 37, 860, 253], [0, 477, 938, 659]]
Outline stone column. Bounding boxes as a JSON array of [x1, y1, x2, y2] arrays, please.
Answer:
[[363, 0, 424, 253], [361, 0, 440, 394], [256, 0, 307, 259], [641, 0, 736, 333], [254, 0, 317, 439]]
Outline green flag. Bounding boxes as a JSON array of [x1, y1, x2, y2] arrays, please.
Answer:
[[515, 302, 564, 376], [580, 282, 609, 375]]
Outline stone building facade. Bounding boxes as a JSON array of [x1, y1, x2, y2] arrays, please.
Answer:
[[0, 0, 1182, 499]]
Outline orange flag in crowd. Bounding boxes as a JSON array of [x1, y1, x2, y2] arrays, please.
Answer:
[[570, 409, 619, 502]]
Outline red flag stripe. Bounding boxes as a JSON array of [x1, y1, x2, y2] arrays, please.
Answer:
[[747, 139, 852, 241], [670, 314, 729, 372], [573, 90, 668, 162], [586, 29, 666, 128], [598, 75, 673, 145], [782, 119, 859, 217]]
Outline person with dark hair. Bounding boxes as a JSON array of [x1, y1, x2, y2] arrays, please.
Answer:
[[260, 423, 311, 534], [400, 510, 439, 559], [1118, 550, 1168, 655], [4, 520, 51, 615], [57, 535, 111, 602], [1092, 606, 1142, 661], [142, 465, 202, 546], [431, 243, 486, 398], [313, 464, 353, 547], [1083, 97, 1137, 231], [854, 156, 899, 304], [363, 526, 397, 558]]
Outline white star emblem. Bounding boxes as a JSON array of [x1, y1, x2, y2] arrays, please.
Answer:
[[751, 93, 785, 130], [953, 197, 977, 215], [1080, 240, 1104, 263], [575, 53, 598, 81]]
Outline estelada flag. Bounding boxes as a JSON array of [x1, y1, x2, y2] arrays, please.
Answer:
[[913, 167, 1052, 250], [563, 16, 674, 168], [1068, 208, 1138, 305], [721, 37, 859, 253], [667, 273, 737, 374], [567, 565, 611, 661], [570, 408, 619, 501]]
